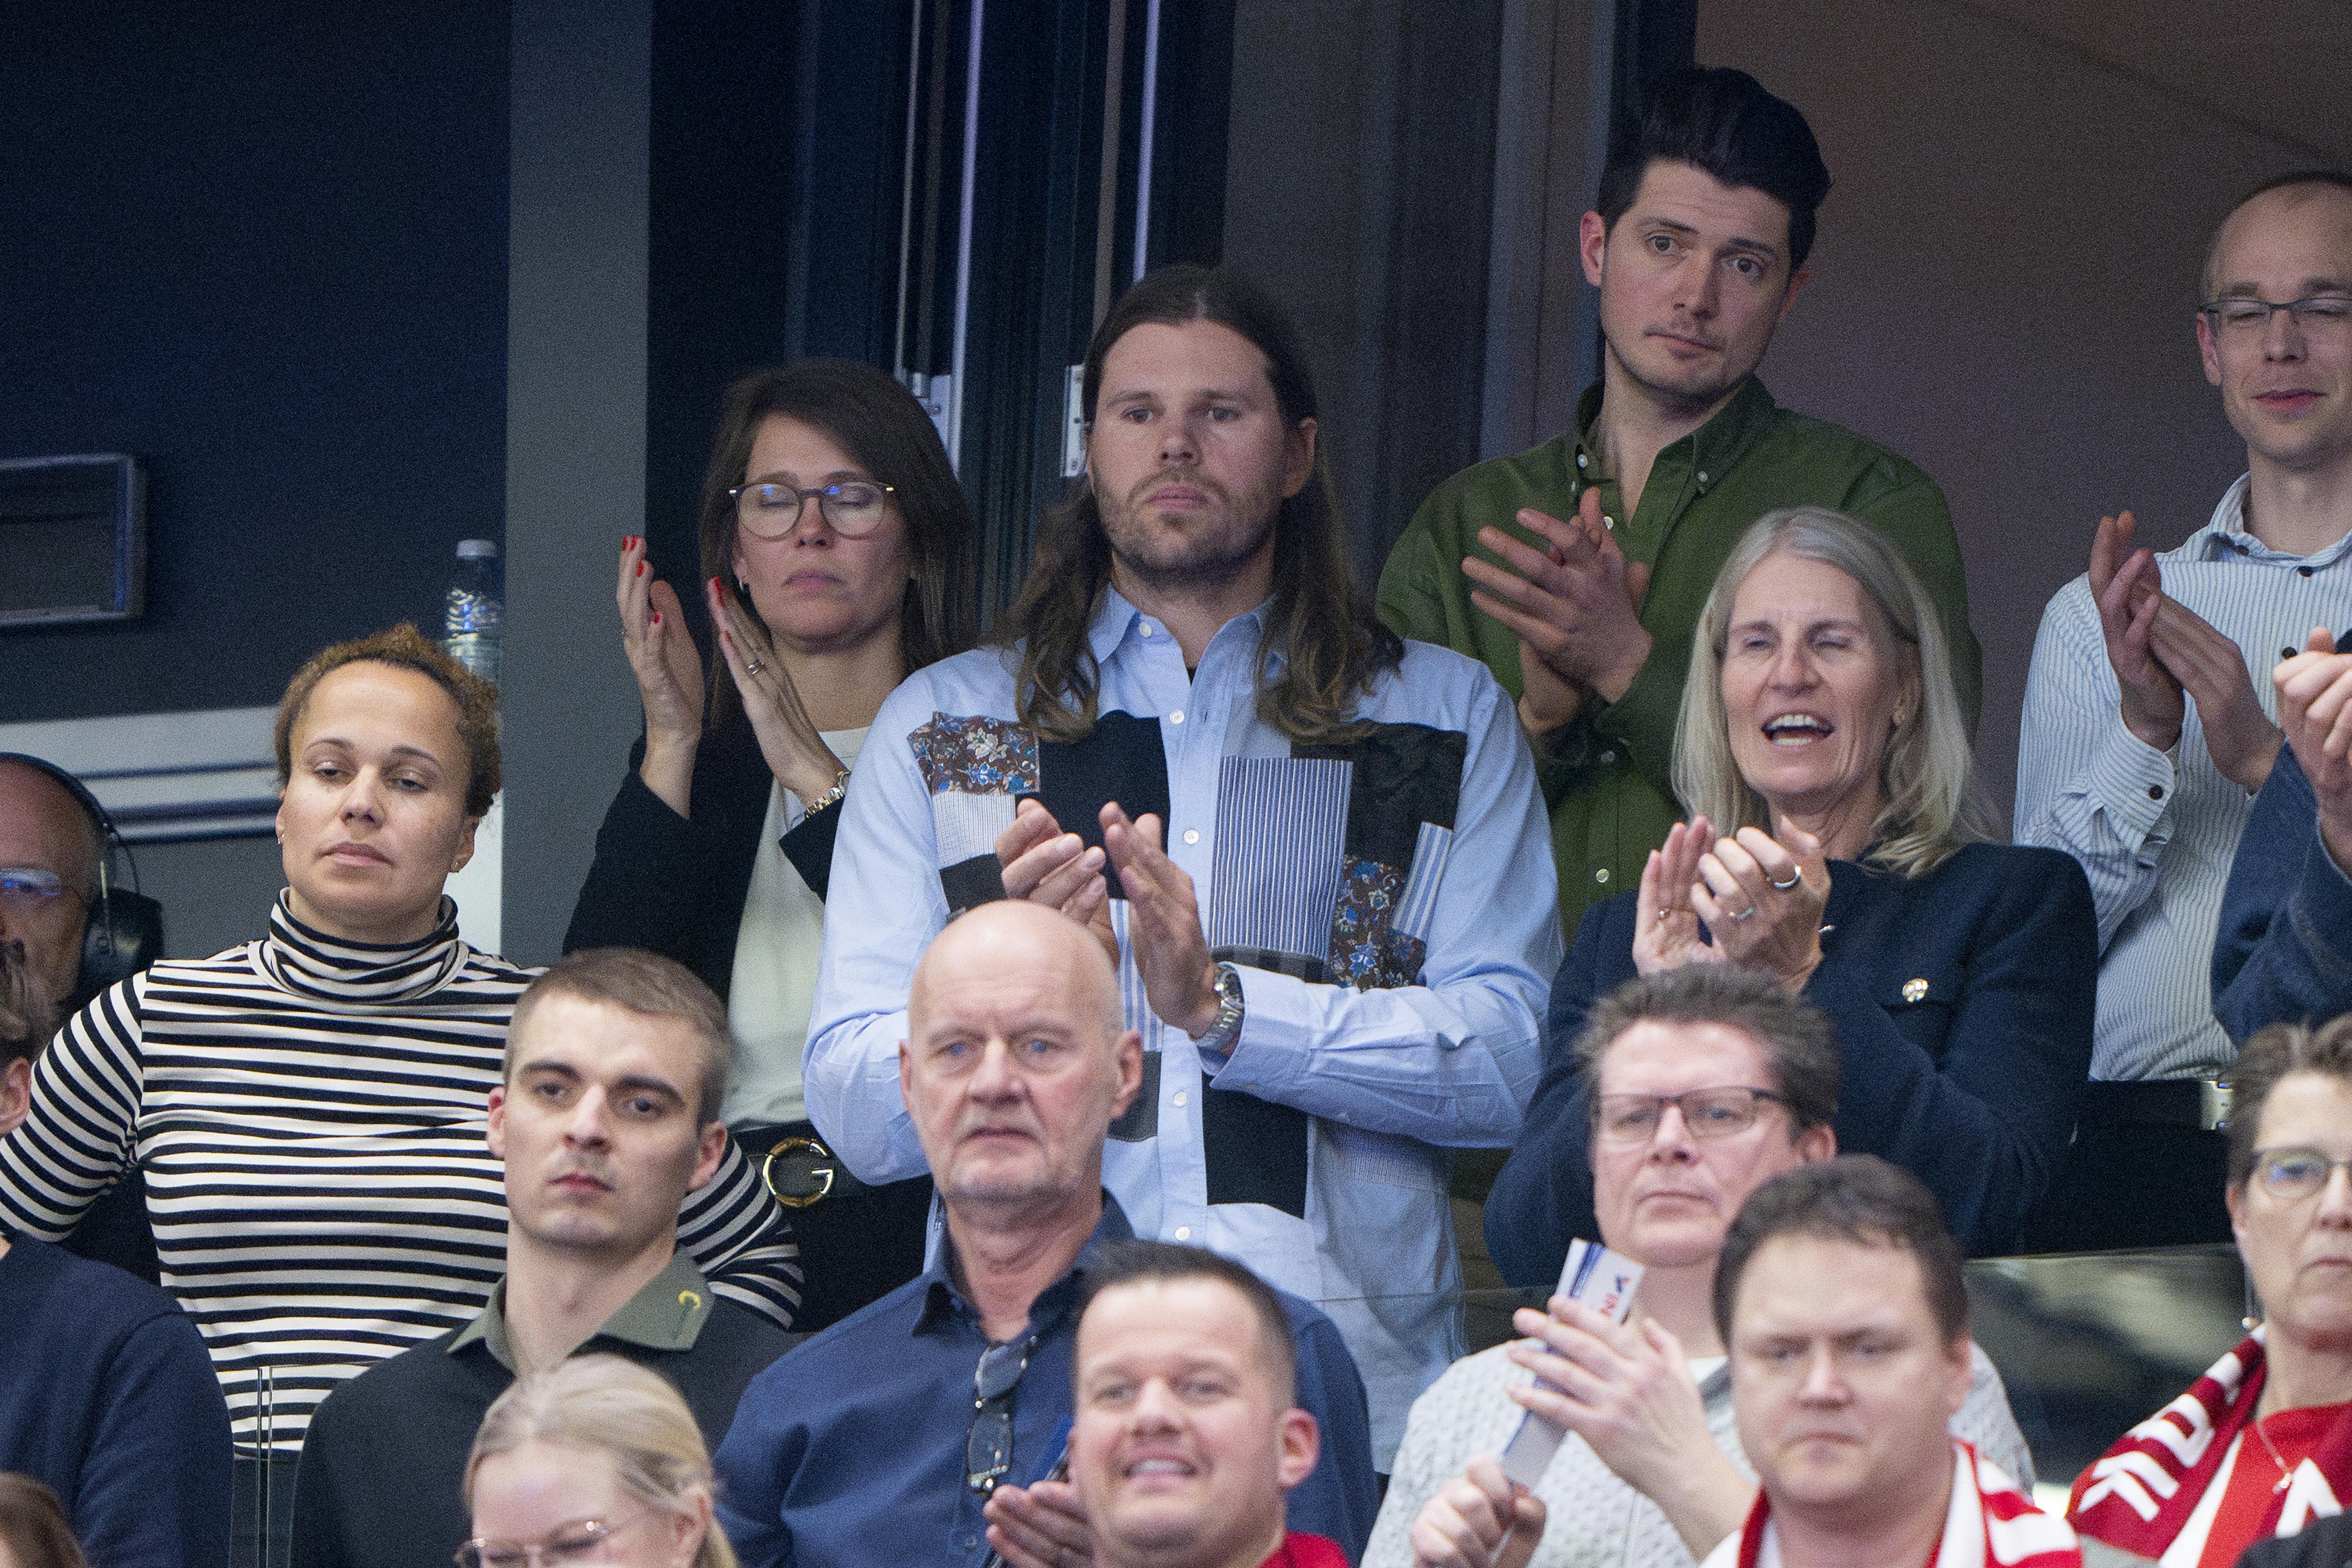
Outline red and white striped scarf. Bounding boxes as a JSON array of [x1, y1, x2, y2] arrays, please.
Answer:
[[1704, 1442, 2079, 1568], [2068, 1333, 2351, 1558]]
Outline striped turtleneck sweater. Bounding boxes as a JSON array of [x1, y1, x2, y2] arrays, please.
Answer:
[[0, 897, 801, 1452]]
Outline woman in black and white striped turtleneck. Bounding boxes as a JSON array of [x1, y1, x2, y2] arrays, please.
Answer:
[[0, 625, 799, 1463]]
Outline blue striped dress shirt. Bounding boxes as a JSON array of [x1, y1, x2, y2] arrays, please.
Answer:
[[2016, 476, 2352, 1078]]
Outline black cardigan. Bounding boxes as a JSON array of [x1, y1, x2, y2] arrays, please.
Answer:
[[564, 723, 839, 1002]]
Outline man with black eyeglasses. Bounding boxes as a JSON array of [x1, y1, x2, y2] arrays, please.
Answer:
[[2016, 172, 2352, 1244], [714, 900, 1377, 1568], [1375, 967, 2027, 1568]]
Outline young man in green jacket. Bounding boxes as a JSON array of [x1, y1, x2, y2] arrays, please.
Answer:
[[1379, 67, 1979, 935]]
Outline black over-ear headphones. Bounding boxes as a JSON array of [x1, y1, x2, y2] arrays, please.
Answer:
[[0, 752, 166, 1005]]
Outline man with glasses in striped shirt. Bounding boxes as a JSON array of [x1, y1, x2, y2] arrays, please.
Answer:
[[2017, 172, 2352, 1245]]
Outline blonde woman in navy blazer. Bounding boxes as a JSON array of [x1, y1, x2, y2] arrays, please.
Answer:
[[1487, 507, 2095, 1282]]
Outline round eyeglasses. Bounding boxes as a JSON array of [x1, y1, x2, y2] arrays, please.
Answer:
[[2249, 1147, 2352, 1202], [728, 478, 896, 539], [1595, 1087, 1787, 1143]]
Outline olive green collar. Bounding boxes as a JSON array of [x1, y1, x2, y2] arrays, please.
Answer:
[[1571, 375, 1780, 489], [450, 1251, 713, 1373]]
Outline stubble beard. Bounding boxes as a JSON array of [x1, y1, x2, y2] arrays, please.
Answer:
[[1098, 468, 1281, 597]]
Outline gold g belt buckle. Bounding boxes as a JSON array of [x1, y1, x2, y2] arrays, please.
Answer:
[[763, 1135, 838, 1208]]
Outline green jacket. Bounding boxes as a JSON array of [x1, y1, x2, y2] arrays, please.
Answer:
[[1378, 377, 1980, 933]]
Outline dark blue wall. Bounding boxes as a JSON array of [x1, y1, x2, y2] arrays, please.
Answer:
[[1, 2, 511, 723]]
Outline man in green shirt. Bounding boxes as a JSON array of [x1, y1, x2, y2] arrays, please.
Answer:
[[1379, 68, 1980, 936]]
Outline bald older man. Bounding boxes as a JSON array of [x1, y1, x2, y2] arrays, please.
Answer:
[[714, 902, 1377, 1568]]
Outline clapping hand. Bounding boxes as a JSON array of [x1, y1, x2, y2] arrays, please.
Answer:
[[995, 800, 1118, 969], [1467, 486, 1655, 719], [616, 536, 705, 815], [983, 1479, 1093, 1568], [2275, 628, 2352, 872], [707, 577, 851, 807], [2088, 510, 2184, 753], [1634, 816, 1827, 993]]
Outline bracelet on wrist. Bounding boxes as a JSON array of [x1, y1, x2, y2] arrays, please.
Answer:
[[801, 769, 851, 817]]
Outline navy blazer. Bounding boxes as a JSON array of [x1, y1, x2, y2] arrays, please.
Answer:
[[1485, 841, 2096, 1281], [564, 723, 838, 998]]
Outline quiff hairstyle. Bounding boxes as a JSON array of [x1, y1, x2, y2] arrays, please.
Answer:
[[696, 360, 979, 734], [1573, 963, 1840, 1138], [999, 264, 1402, 743], [2200, 170, 2352, 303], [273, 623, 502, 818], [507, 948, 732, 1126], [1713, 1154, 1969, 1348], [466, 1353, 736, 1568], [1595, 67, 1831, 271], [1675, 507, 1994, 879], [2225, 1014, 2352, 1188], [1079, 1239, 1297, 1403]]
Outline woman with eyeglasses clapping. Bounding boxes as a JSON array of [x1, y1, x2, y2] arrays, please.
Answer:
[[567, 362, 978, 1331]]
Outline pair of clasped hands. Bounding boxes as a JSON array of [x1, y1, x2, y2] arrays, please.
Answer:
[[1409, 1298, 1751, 1568], [615, 539, 847, 809], [2092, 509, 2282, 793], [1634, 814, 1829, 995]]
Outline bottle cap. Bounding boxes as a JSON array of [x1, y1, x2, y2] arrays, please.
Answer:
[[456, 539, 500, 560]]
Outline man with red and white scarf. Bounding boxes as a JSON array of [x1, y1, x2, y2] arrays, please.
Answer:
[[1705, 1157, 2080, 1568], [2069, 1016, 2352, 1567]]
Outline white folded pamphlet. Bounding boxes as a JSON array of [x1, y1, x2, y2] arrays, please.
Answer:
[[1497, 1237, 1644, 1487]]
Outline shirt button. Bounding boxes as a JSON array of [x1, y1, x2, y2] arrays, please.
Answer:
[[1576, 452, 1589, 469], [1599, 750, 1616, 765], [1174, 1090, 1189, 1107], [1170, 709, 1185, 724], [1697, 470, 1710, 485], [1174, 1225, 1192, 1241], [2299, 566, 2315, 577], [2149, 785, 2165, 801], [1139, 623, 1153, 636], [1601, 516, 1616, 530], [1595, 867, 1610, 883], [1183, 828, 1199, 845]]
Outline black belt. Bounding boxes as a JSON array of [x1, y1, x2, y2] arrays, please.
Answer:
[[2079, 1078, 2234, 1132]]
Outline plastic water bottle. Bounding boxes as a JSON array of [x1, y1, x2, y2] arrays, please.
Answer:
[[443, 539, 504, 690]]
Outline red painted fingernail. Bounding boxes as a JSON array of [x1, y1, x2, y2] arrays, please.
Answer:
[[635, 561, 646, 577], [651, 610, 661, 625]]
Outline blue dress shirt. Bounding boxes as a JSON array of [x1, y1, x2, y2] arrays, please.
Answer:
[[806, 591, 1561, 1459], [2016, 475, 2352, 1079], [710, 1197, 1378, 1567]]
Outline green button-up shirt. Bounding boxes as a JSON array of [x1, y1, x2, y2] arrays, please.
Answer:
[[1378, 377, 1980, 934]]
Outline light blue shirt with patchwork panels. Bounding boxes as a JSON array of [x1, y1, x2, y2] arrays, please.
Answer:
[[807, 590, 1561, 1463]]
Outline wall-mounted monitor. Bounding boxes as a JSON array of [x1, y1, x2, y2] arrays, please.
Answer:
[[0, 454, 148, 628]]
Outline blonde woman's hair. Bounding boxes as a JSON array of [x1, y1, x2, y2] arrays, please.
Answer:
[[465, 1355, 735, 1568], [1672, 507, 1993, 878]]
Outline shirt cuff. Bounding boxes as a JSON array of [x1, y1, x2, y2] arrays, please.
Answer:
[[2077, 724, 2180, 842]]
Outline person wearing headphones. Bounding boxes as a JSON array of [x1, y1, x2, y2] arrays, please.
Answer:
[[0, 753, 164, 1281]]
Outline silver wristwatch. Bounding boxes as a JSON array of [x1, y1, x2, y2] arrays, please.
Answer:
[[1193, 962, 1245, 1052]]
